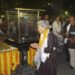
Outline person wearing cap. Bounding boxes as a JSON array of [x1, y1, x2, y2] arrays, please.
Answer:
[[31, 20, 57, 75]]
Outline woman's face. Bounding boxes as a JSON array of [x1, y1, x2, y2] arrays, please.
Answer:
[[37, 25, 46, 34]]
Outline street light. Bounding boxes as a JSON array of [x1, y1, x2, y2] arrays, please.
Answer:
[[65, 11, 68, 15], [48, 3, 51, 6]]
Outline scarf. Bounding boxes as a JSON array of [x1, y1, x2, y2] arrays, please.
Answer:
[[34, 29, 49, 70]]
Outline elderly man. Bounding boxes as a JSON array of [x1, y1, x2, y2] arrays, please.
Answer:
[[67, 16, 75, 69]]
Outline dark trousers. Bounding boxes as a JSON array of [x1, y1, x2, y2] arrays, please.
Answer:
[[64, 44, 70, 62]]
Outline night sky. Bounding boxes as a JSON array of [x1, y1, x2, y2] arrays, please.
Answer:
[[0, 0, 75, 14], [64, 0, 75, 14]]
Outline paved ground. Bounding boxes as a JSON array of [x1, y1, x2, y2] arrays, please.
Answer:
[[13, 50, 75, 75], [57, 51, 75, 75]]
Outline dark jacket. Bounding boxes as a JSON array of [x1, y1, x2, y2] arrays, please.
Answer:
[[44, 32, 58, 53], [67, 25, 75, 49]]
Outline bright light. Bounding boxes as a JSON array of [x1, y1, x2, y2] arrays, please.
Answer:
[[1, 15, 4, 18], [48, 3, 51, 5], [65, 11, 68, 15]]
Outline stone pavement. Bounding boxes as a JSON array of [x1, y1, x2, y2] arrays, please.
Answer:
[[12, 50, 75, 75], [57, 51, 75, 75]]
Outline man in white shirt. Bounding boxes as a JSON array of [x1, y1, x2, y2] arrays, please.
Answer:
[[52, 15, 63, 53], [52, 15, 62, 37]]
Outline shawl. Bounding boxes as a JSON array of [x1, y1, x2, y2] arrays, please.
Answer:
[[34, 29, 50, 70]]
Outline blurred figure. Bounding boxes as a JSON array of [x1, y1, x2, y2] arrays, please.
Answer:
[[42, 14, 52, 31], [41, 14, 49, 20], [41, 14, 50, 26], [52, 15, 64, 53], [67, 16, 75, 69], [62, 16, 69, 33], [0, 18, 4, 34], [44, 14, 49, 20], [0, 18, 6, 42], [62, 16, 70, 62], [31, 20, 58, 75], [52, 15, 62, 37], [7, 19, 17, 36]]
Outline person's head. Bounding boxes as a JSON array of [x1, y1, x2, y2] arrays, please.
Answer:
[[41, 14, 49, 20], [69, 15, 75, 25], [37, 20, 49, 34], [55, 15, 61, 21], [44, 15, 49, 20]]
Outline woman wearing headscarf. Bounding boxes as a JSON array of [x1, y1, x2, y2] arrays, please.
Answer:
[[31, 20, 58, 75]]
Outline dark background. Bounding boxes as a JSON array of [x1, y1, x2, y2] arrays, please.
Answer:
[[0, 0, 75, 14]]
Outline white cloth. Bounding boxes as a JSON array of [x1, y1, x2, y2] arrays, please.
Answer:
[[41, 37, 50, 63], [37, 20, 49, 28], [64, 38, 68, 44], [34, 48, 41, 70], [34, 34, 50, 70], [64, 24, 71, 44], [67, 24, 71, 36]]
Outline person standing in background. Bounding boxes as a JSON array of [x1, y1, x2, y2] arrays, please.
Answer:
[[52, 15, 63, 53], [41, 14, 50, 26], [67, 16, 75, 69], [52, 15, 62, 38], [62, 16, 70, 62], [42, 14, 52, 31]]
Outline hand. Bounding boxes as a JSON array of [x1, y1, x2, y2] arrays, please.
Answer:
[[30, 43, 40, 49]]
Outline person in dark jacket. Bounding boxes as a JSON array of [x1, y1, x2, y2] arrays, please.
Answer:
[[63, 17, 70, 62], [67, 16, 75, 69]]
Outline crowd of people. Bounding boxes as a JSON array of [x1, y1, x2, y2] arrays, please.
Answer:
[[30, 14, 75, 75], [0, 13, 75, 75]]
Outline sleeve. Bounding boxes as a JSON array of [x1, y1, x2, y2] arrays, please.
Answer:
[[44, 33, 54, 53], [53, 22, 58, 32]]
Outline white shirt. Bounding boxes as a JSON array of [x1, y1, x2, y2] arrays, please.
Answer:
[[64, 24, 71, 44]]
